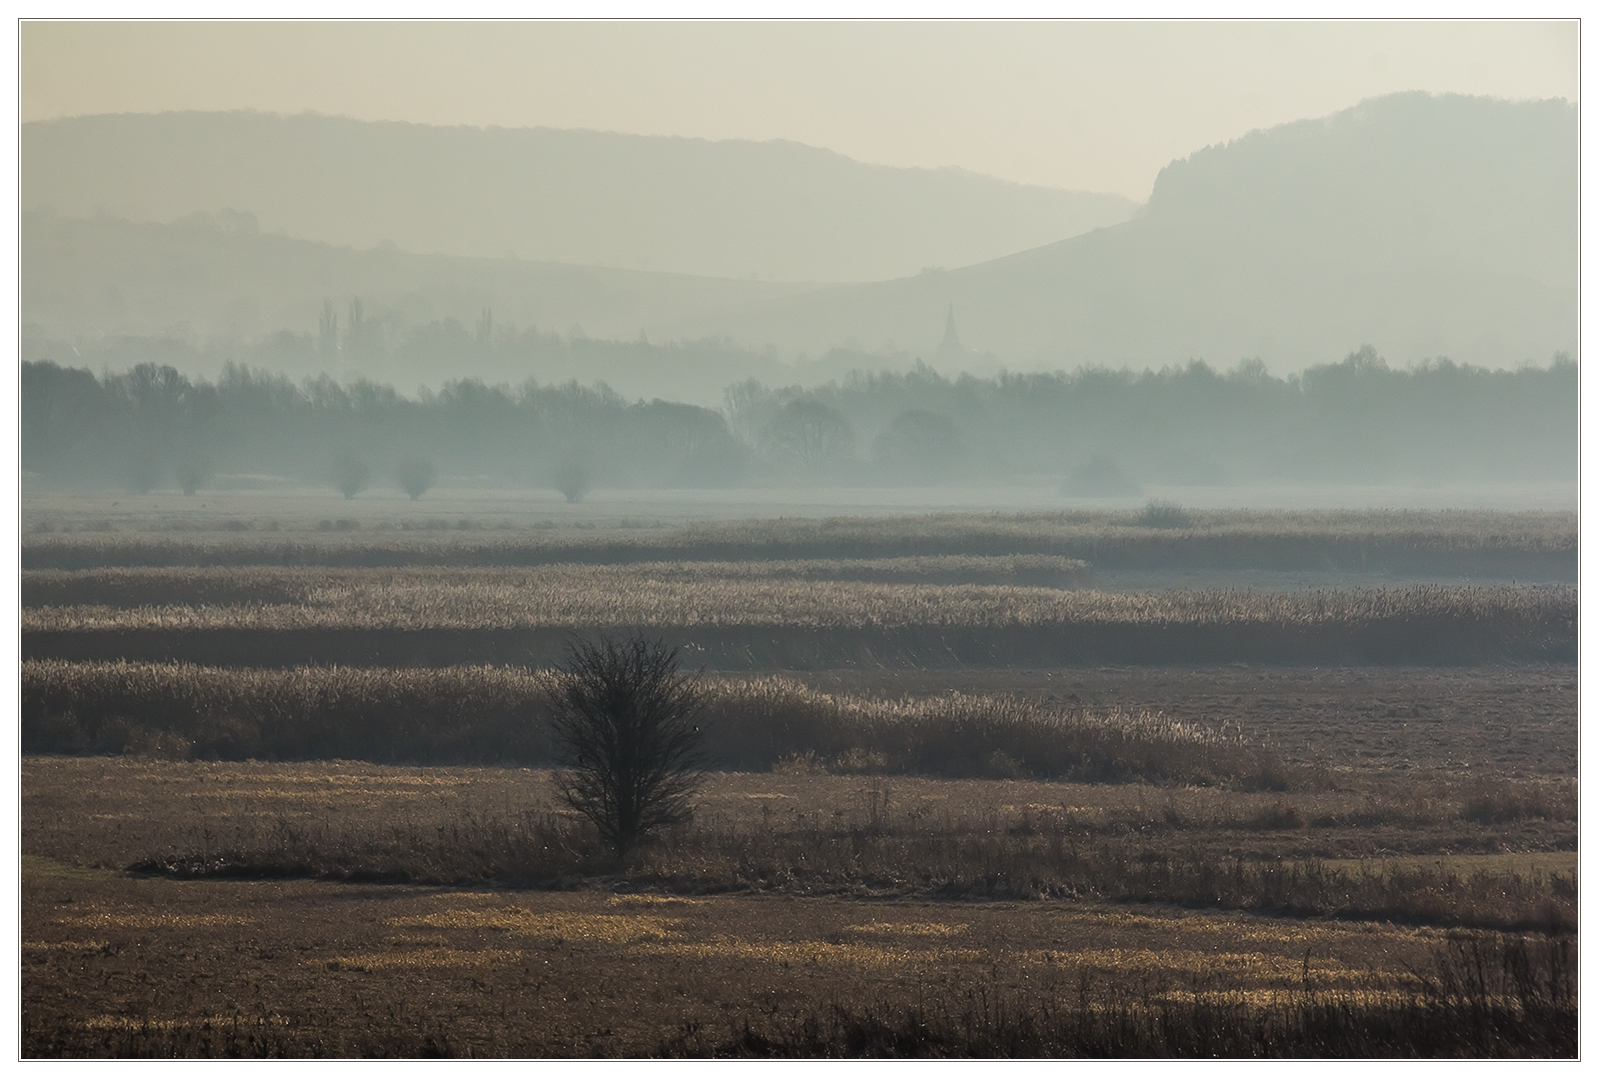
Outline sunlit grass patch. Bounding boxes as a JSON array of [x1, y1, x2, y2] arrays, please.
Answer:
[[81, 1013, 292, 1032], [23, 939, 109, 951], [1149, 987, 1420, 1008], [199, 786, 438, 800], [1035, 948, 1370, 985], [1038, 909, 1391, 945], [608, 895, 702, 908], [315, 948, 523, 971], [645, 936, 985, 969], [392, 907, 680, 943], [57, 912, 251, 930], [845, 921, 968, 937]]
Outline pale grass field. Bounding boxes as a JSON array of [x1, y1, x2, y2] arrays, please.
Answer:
[[22, 565, 1571, 631]]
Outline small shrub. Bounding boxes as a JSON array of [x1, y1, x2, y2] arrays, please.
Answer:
[[1136, 500, 1193, 529], [1247, 800, 1306, 830], [1461, 779, 1571, 824], [982, 749, 1028, 779], [772, 751, 828, 776], [831, 748, 890, 775]]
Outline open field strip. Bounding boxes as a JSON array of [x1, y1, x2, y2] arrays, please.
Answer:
[[22, 759, 1575, 933], [19, 556, 1090, 608], [21, 568, 1571, 633], [21, 507, 1577, 575], [21, 574, 1576, 666]]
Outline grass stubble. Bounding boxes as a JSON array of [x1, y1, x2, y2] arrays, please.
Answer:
[[21, 752, 1577, 1057]]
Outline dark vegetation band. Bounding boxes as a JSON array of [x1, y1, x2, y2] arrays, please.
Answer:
[[21, 350, 1576, 493], [21, 615, 1577, 670], [23, 661, 1273, 786]]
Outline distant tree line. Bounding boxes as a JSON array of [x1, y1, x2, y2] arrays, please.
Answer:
[[725, 347, 1577, 487], [19, 346, 1576, 495], [20, 361, 745, 496]]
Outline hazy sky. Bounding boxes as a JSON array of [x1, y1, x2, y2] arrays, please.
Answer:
[[20, 20, 1579, 199]]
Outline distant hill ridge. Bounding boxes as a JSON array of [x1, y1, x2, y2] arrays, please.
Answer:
[[691, 93, 1576, 368], [20, 93, 1577, 376], [20, 110, 1135, 283]]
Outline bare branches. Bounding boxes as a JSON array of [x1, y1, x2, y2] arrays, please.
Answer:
[[548, 634, 706, 857]]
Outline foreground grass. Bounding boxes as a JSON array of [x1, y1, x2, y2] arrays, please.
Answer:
[[23, 756, 1577, 1056], [20, 857, 1575, 1057], [662, 933, 1577, 1058], [23, 758, 1575, 932]]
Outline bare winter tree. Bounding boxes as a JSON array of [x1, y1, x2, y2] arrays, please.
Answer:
[[395, 456, 437, 500], [548, 635, 706, 857], [552, 462, 591, 503], [333, 451, 371, 500], [765, 398, 854, 473]]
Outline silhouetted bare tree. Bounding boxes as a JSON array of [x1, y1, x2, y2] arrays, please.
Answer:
[[548, 635, 706, 858]]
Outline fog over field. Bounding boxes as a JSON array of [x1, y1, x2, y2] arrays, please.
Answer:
[[19, 89, 1580, 503], [17, 24, 1582, 1060]]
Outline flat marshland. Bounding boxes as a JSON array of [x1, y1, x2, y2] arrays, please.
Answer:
[[19, 502, 1578, 1056], [21, 503, 1578, 574]]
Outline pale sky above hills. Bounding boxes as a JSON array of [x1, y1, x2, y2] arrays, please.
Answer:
[[19, 20, 1578, 200]]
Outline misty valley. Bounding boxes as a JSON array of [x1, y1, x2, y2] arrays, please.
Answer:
[[18, 78, 1579, 1059]]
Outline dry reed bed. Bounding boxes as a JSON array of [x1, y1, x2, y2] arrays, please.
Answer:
[[21, 571, 1575, 634], [20, 555, 1090, 610], [20, 508, 1578, 571], [20, 662, 1261, 785]]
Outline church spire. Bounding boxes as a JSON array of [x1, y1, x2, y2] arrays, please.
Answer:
[[938, 303, 964, 359]]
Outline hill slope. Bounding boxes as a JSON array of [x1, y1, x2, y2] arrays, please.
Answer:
[[681, 93, 1577, 368], [20, 210, 832, 398], [20, 110, 1134, 283]]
